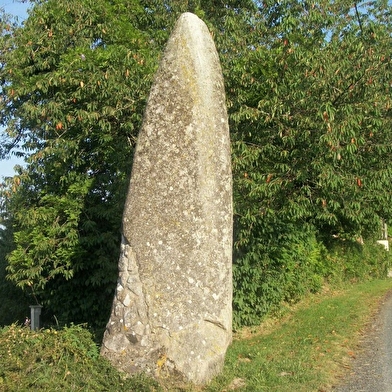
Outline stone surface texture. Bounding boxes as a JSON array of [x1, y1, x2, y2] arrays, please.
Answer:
[[101, 12, 233, 385]]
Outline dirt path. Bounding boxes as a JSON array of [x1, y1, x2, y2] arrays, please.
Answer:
[[333, 291, 392, 392]]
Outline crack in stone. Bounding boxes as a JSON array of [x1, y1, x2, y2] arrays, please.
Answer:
[[204, 318, 227, 331]]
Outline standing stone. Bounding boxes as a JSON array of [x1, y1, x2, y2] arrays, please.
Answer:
[[101, 12, 232, 385]]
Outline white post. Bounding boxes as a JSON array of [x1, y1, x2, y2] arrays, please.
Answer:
[[382, 219, 388, 240]]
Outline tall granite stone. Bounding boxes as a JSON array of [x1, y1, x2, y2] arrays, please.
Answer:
[[101, 12, 232, 385]]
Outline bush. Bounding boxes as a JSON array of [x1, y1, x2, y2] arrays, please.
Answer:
[[323, 238, 391, 284], [0, 324, 161, 391], [233, 228, 326, 328], [233, 227, 391, 329]]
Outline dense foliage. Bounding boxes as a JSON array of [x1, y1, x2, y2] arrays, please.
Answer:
[[0, 213, 30, 326], [0, 0, 160, 327], [1, 0, 391, 328], [217, 0, 392, 325], [0, 323, 161, 391]]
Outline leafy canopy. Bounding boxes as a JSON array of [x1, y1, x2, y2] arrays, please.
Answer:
[[0, 0, 391, 327], [0, 0, 160, 326]]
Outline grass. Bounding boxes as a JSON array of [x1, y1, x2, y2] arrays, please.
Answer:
[[205, 279, 392, 392], [1, 279, 392, 391]]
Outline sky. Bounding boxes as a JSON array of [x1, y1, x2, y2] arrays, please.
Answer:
[[0, 0, 30, 180]]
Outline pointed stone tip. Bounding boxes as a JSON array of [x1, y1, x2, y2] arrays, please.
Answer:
[[177, 12, 206, 28], [179, 12, 201, 20], [163, 10, 219, 96]]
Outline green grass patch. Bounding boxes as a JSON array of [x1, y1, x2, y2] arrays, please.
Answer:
[[1, 279, 391, 391], [206, 279, 392, 392]]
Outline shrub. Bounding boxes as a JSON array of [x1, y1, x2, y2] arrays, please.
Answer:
[[233, 228, 326, 328], [0, 324, 161, 391], [324, 238, 391, 284], [233, 227, 391, 329]]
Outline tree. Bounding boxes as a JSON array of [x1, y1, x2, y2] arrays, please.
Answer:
[[1, 0, 391, 329], [0, 176, 31, 326], [0, 0, 264, 328], [221, 0, 392, 325], [0, 0, 160, 327]]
